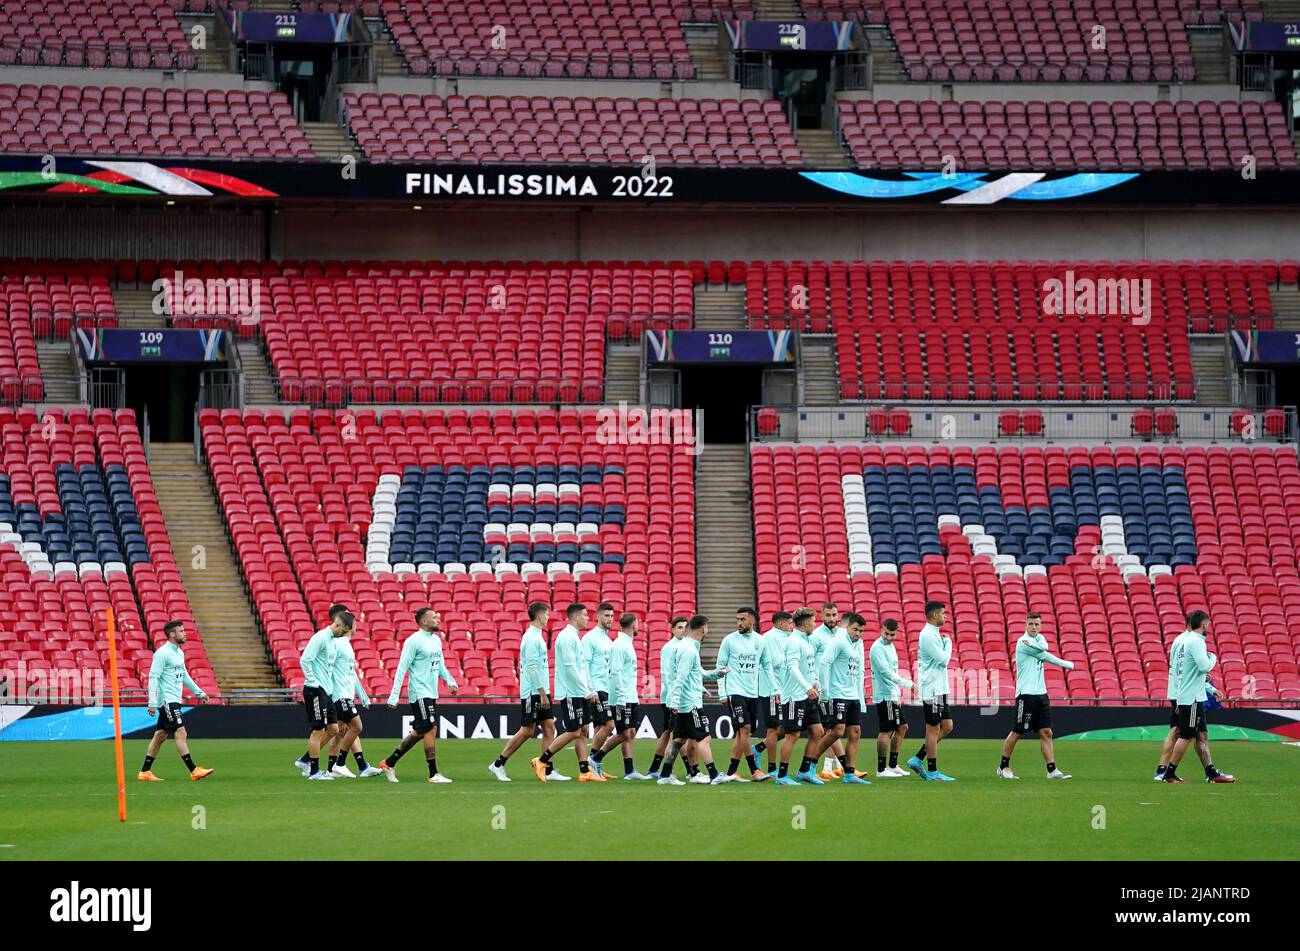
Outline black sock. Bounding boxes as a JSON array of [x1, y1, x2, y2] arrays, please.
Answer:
[[878, 754, 887, 772], [1156, 763, 1167, 773], [578, 760, 590, 774], [687, 762, 698, 777], [746, 755, 758, 773], [546, 761, 554, 774], [624, 756, 635, 775], [1000, 755, 1011, 769], [141, 755, 155, 772], [927, 757, 937, 772], [1046, 761, 1055, 773], [1205, 764, 1218, 778], [539, 749, 554, 764], [706, 762, 719, 780], [181, 753, 196, 772], [916, 744, 927, 761], [591, 749, 605, 764], [799, 756, 813, 774], [778, 762, 789, 778], [889, 751, 899, 768], [387, 746, 405, 765], [354, 751, 368, 770], [309, 757, 319, 775], [649, 754, 664, 774], [1166, 764, 1177, 777], [753, 740, 766, 754], [427, 758, 438, 778], [494, 754, 507, 767], [327, 754, 337, 770], [728, 758, 740, 776], [297, 751, 309, 764]]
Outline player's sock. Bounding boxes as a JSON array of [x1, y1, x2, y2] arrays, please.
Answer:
[[1166, 764, 1178, 778], [545, 761, 554, 775], [927, 758, 937, 772], [539, 749, 554, 764], [753, 740, 767, 754], [728, 758, 740, 776], [799, 756, 813, 774], [493, 754, 507, 768], [768, 758, 778, 773], [1205, 764, 1218, 779], [649, 754, 664, 774], [427, 758, 438, 778], [878, 754, 887, 772], [578, 760, 590, 774], [705, 762, 719, 780], [1046, 761, 1055, 773], [141, 755, 155, 772], [1155, 763, 1167, 775], [687, 762, 698, 777], [353, 752, 369, 771], [327, 754, 337, 771], [181, 753, 196, 771], [624, 756, 635, 775], [297, 751, 309, 764], [778, 762, 789, 778], [1000, 755, 1011, 769], [309, 757, 320, 776], [888, 751, 899, 769], [746, 755, 759, 773], [916, 744, 927, 761]]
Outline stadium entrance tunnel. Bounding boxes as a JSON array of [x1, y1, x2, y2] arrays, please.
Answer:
[[123, 363, 203, 442], [679, 363, 764, 444]]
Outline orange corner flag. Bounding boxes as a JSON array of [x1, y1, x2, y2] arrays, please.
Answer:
[[106, 606, 126, 822]]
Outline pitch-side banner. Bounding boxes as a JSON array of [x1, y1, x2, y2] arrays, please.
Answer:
[[3, 157, 1300, 205]]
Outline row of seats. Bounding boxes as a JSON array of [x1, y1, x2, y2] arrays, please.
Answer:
[[199, 408, 697, 693], [0, 0, 196, 70], [0, 406, 218, 698], [343, 94, 803, 166], [837, 99, 1297, 171], [751, 443, 1300, 700]]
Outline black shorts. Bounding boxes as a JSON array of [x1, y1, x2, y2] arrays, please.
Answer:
[[155, 702, 184, 734], [555, 696, 591, 734], [1013, 694, 1052, 734], [830, 699, 861, 727], [922, 695, 952, 726], [656, 703, 675, 734], [1176, 702, 1208, 740], [728, 695, 761, 730], [673, 708, 711, 742], [520, 695, 554, 726], [782, 698, 821, 731], [410, 697, 438, 734], [819, 699, 833, 723], [303, 685, 333, 729], [762, 696, 784, 731], [876, 700, 904, 732], [613, 702, 639, 733], [334, 698, 360, 723], [590, 691, 612, 726]]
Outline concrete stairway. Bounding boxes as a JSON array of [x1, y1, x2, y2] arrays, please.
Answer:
[[684, 24, 729, 81], [798, 128, 853, 168], [861, 25, 908, 84], [239, 340, 279, 404], [1191, 339, 1232, 405], [754, 0, 800, 16], [604, 344, 642, 404], [303, 120, 354, 162], [1270, 284, 1300, 330], [1188, 25, 1230, 83], [178, 15, 232, 72], [1262, 0, 1300, 20], [367, 18, 410, 76], [36, 342, 81, 403], [111, 287, 167, 329], [149, 443, 281, 691], [693, 285, 747, 331], [694, 444, 757, 662], [800, 337, 840, 404]]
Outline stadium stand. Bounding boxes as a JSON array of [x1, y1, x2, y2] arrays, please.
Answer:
[[0, 0, 197, 70], [0, 406, 218, 699], [744, 260, 1283, 401], [751, 442, 1300, 702], [836, 99, 1298, 172], [0, 85, 314, 160], [199, 408, 697, 697], [342, 93, 804, 166]]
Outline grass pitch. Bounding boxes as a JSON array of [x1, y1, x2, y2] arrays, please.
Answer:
[[1, 738, 1295, 860]]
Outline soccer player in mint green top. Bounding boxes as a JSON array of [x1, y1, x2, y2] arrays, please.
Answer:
[[298, 608, 355, 779], [808, 612, 871, 783], [716, 608, 767, 780], [491, 601, 559, 781], [1162, 610, 1235, 784], [753, 611, 793, 776], [648, 615, 695, 780], [810, 603, 850, 779], [906, 601, 956, 781], [138, 620, 212, 782], [998, 612, 1075, 780], [532, 603, 605, 782], [591, 612, 655, 780], [870, 618, 915, 777], [378, 608, 459, 784], [776, 607, 826, 785], [657, 614, 731, 785], [325, 624, 383, 779], [581, 603, 617, 776]]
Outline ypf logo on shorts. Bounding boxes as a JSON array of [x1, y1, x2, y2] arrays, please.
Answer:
[[50, 881, 152, 931]]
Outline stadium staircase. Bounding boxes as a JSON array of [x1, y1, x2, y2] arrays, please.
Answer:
[[799, 337, 840, 404], [754, 0, 800, 17], [302, 120, 354, 162], [694, 444, 757, 662], [797, 128, 852, 168], [860, 25, 908, 85], [1262, 1, 1300, 22], [238, 340, 279, 404], [368, 17, 411, 76], [1188, 26, 1230, 84], [178, 13, 233, 72], [149, 443, 281, 692], [111, 287, 166, 329], [1271, 283, 1300, 329], [1191, 339, 1232, 404], [35, 341, 80, 403], [693, 285, 746, 330], [684, 25, 729, 81], [604, 343, 642, 404]]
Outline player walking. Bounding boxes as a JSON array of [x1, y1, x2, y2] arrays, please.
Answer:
[[531, 603, 605, 781], [997, 612, 1074, 780], [592, 612, 653, 780], [907, 601, 956, 781], [869, 618, 913, 777], [377, 608, 459, 783], [490, 601, 559, 781], [716, 607, 766, 780], [137, 620, 213, 782]]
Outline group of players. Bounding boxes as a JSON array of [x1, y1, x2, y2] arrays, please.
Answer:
[[133, 597, 1235, 787]]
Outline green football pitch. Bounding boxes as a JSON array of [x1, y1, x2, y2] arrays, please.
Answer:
[[2, 738, 1296, 860]]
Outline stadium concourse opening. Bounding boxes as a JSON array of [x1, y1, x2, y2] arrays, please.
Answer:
[[122, 364, 201, 442], [679, 364, 763, 443]]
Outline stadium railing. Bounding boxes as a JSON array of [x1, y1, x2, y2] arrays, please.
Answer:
[[754, 313, 1286, 337], [397, 51, 698, 80]]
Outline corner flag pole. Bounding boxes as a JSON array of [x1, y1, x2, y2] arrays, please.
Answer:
[[106, 606, 126, 822]]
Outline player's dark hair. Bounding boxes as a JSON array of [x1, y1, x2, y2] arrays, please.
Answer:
[[737, 607, 757, 619], [842, 612, 866, 627], [821, 602, 837, 611], [924, 600, 946, 619], [527, 601, 549, 622], [688, 614, 708, 631], [566, 602, 587, 621], [336, 611, 356, 630], [1026, 611, 1042, 621], [619, 612, 637, 630], [772, 611, 793, 624], [597, 602, 616, 613], [414, 607, 434, 624], [792, 607, 816, 626], [163, 620, 184, 638], [882, 618, 899, 632], [1186, 610, 1209, 632], [671, 614, 690, 627], [328, 603, 350, 619]]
